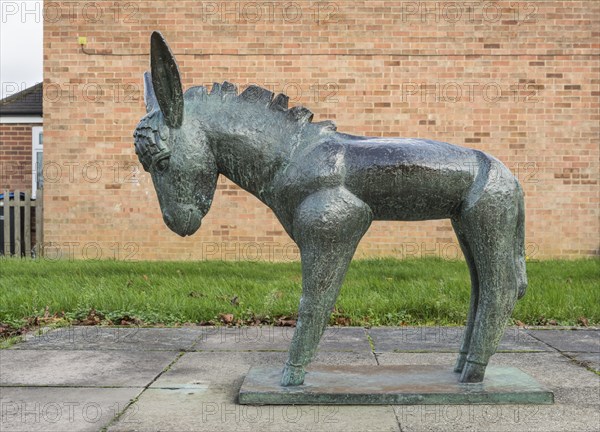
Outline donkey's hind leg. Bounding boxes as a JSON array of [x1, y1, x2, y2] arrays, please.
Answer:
[[281, 187, 372, 386], [458, 185, 520, 383], [451, 218, 479, 373]]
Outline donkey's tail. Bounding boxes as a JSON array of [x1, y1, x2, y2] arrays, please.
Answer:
[[515, 181, 528, 299]]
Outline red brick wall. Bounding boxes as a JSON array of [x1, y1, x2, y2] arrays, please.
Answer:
[[0, 124, 34, 192], [42, 1, 599, 260]]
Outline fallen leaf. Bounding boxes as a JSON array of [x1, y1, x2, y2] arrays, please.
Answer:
[[230, 296, 239, 306], [335, 316, 351, 326], [219, 313, 234, 324], [578, 316, 589, 327], [515, 320, 526, 328], [277, 317, 297, 327]]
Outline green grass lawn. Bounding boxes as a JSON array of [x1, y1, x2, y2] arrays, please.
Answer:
[[0, 257, 598, 331]]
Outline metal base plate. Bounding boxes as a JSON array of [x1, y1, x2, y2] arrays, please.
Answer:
[[238, 365, 554, 405]]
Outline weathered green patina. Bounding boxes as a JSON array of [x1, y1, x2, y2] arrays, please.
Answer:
[[239, 365, 554, 405], [134, 31, 528, 386]]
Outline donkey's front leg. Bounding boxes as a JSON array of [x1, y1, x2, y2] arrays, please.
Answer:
[[281, 188, 372, 386]]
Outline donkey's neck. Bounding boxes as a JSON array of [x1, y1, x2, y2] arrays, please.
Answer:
[[200, 114, 301, 203], [188, 92, 336, 204]]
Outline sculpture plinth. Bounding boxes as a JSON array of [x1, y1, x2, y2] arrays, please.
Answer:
[[239, 365, 554, 405]]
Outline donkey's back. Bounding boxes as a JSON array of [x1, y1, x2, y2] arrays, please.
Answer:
[[288, 134, 511, 222]]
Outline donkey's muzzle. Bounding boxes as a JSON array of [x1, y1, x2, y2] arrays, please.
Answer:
[[162, 206, 202, 237]]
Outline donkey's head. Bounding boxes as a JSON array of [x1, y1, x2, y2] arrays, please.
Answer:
[[134, 32, 218, 237]]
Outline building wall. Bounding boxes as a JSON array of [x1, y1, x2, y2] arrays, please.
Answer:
[[0, 124, 34, 192], [43, 1, 599, 260]]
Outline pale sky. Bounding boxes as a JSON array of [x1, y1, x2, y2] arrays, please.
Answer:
[[0, 0, 43, 99]]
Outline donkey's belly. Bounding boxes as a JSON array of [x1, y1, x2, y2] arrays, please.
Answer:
[[342, 137, 480, 220]]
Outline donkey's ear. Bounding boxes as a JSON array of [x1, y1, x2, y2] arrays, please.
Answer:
[[150, 31, 184, 128], [143, 71, 158, 113]]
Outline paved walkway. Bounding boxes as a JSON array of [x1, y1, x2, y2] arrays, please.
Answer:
[[1, 326, 598, 431]]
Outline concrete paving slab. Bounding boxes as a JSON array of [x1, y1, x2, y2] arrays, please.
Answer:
[[551, 386, 600, 406], [150, 351, 288, 394], [0, 386, 141, 432], [108, 387, 401, 432], [0, 350, 177, 387], [109, 351, 396, 432], [194, 326, 371, 352], [393, 402, 600, 432], [368, 327, 550, 353], [565, 352, 600, 372], [149, 350, 377, 390], [12, 326, 205, 351], [314, 349, 379, 366], [526, 329, 599, 352]]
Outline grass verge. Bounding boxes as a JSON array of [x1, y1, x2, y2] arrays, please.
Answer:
[[1, 257, 598, 337]]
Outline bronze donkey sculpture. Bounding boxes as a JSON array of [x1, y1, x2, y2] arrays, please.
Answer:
[[134, 32, 527, 386]]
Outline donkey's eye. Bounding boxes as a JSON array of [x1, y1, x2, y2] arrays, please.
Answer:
[[155, 158, 170, 173]]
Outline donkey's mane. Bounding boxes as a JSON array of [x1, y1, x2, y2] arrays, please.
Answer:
[[134, 81, 338, 172], [185, 81, 337, 135]]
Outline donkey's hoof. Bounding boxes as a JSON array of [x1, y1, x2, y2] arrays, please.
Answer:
[[454, 353, 467, 373], [459, 361, 486, 383], [281, 364, 306, 386]]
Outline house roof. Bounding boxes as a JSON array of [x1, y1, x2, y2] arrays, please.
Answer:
[[0, 83, 43, 116]]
